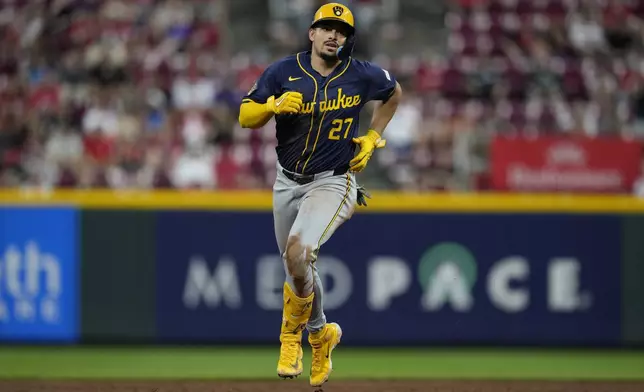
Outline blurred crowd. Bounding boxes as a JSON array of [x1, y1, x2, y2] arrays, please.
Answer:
[[376, 0, 644, 191], [1, 0, 644, 191], [0, 0, 246, 189]]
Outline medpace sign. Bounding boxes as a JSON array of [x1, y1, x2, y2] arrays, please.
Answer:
[[156, 211, 621, 345], [180, 251, 591, 315]]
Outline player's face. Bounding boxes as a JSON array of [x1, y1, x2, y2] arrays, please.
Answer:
[[310, 21, 349, 62]]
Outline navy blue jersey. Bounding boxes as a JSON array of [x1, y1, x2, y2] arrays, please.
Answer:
[[242, 51, 397, 175]]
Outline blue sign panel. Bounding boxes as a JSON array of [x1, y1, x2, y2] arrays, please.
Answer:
[[156, 211, 621, 345], [0, 207, 78, 342]]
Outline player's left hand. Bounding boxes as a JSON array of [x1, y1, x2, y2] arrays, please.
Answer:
[[350, 129, 386, 173]]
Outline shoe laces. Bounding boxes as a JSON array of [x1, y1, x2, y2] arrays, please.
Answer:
[[310, 337, 324, 371], [280, 334, 300, 363]]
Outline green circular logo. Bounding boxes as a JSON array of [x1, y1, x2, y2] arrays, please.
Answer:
[[417, 242, 477, 290]]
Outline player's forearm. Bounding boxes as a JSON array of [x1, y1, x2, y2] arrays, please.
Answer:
[[369, 82, 402, 134], [238, 100, 274, 129]]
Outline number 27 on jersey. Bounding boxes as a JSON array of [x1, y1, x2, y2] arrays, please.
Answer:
[[328, 118, 353, 140]]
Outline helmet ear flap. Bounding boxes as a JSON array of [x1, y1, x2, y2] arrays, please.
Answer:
[[336, 34, 355, 60]]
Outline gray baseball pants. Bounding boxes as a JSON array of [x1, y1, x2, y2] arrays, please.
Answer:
[[272, 161, 357, 333]]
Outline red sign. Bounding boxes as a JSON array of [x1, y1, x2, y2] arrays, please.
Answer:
[[491, 135, 643, 193]]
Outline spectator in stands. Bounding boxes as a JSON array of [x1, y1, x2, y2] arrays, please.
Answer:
[[170, 144, 216, 189], [625, 57, 644, 139], [59, 49, 89, 84], [525, 38, 560, 97], [633, 158, 644, 198], [172, 68, 218, 111], [376, 85, 422, 189], [105, 139, 152, 189], [44, 125, 83, 185], [567, 3, 608, 55], [82, 90, 120, 139], [0, 112, 30, 186], [150, 0, 194, 39]]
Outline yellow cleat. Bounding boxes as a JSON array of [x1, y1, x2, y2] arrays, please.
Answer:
[[308, 322, 342, 387], [277, 283, 313, 379]]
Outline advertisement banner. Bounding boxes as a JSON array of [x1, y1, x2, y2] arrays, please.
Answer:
[[490, 135, 642, 192], [156, 211, 621, 345], [0, 207, 79, 342]]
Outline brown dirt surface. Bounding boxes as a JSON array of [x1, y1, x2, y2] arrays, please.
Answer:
[[1, 380, 643, 392]]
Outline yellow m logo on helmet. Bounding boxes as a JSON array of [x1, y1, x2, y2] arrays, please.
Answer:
[[311, 2, 355, 34]]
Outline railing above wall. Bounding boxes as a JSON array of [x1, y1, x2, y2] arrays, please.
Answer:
[[2, 189, 644, 213]]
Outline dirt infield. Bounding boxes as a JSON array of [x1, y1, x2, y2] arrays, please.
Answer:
[[1, 380, 644, 392]]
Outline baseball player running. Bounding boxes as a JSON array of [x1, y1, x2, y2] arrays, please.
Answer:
[[238, 2, 402, 388]]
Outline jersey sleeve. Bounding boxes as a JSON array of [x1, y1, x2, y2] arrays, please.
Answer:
[[242, 62, 282, 104], [363, 61, 397, 102]]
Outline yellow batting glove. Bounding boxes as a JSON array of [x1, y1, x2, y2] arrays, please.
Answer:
[[266, 91, 303, 115], [350, 129, 386, 173]]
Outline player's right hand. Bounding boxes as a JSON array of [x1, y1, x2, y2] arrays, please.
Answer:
[[356, 184, 371, 207], [266, 91, 303, 115]]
